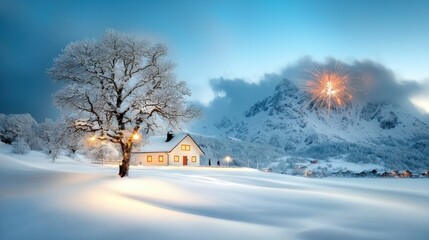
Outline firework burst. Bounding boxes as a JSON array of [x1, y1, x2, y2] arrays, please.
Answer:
[[305, 66, 353, 114]]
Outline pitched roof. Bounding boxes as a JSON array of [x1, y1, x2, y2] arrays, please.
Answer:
[[134, 133, 204, 154]]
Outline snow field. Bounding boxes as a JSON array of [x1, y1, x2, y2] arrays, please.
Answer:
[[1, 144, 428, 240]]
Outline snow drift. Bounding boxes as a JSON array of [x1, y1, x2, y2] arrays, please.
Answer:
[[1, 144, 428, 240]]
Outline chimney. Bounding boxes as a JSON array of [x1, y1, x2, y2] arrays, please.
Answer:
[[166, 131, 174, 142]]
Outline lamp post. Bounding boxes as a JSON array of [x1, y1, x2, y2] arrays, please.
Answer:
[[224, 156, 232, 167]]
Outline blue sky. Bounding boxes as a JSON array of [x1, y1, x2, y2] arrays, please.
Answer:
[[1, 0, 429, 121]]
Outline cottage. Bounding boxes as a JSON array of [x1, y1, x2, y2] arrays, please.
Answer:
[[400, 170, 413, 178], [132, 132, 204, 166], [390, 170, 399, 177]]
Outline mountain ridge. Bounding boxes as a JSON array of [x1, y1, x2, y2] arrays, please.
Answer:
[[195, 78, 429, 170]]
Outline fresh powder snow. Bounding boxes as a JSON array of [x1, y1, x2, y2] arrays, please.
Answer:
[[1, 143, 428, 240]]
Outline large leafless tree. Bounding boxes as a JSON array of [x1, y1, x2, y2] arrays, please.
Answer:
[[49, 30, 200, 177]]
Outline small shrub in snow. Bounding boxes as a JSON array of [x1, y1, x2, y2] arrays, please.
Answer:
[[12, 139, 30, 154]]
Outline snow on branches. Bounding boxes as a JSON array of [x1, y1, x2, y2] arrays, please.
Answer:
[[49, 30, 200, 176]]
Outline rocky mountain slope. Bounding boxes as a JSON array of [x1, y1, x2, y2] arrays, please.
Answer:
[[196, 79, 429, 171]]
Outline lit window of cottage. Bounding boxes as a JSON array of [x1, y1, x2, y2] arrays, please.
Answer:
[[181, 144, 190, 151]]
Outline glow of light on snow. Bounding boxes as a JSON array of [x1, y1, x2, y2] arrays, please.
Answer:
[[1, 143, 429, 240]]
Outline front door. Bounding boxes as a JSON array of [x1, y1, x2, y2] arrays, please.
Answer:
[[183, 156, 188, 166]]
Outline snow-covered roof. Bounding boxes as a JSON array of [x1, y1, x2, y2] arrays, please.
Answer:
[[134, 133, 204, 154]]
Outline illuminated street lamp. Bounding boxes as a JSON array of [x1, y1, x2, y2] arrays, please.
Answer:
[[224, 156, 232, 167], [132, 133, 140, 141]]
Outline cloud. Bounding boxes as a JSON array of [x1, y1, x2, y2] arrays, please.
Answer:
[[278, 57, 425, 104], [348, 60, 423, 103], [194, 75, 282, 121], [195, 57, 429, 125]]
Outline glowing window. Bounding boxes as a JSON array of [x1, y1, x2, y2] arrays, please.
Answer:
[[191, 156, 196, 162], [158, 155, 164, 162], [174, 155, 179, 162], [147, 156, 152, 162], [181, 144, 190, 151]]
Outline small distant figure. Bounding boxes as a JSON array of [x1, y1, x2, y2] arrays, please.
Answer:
[[217, 160, 220, 166], [208, 159, 211, 166]]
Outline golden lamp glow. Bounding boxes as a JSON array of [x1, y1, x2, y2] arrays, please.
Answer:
[[132, 133, 140, 140], [90, 136, 96, 142], [224, 156, 232, 167]]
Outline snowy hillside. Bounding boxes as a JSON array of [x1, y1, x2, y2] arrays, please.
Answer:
[[194, 79, 429, 171], [192, 134, 285, 168], [1, 143, 429, 240]]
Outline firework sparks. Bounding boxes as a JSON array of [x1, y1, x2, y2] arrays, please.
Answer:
[[305, 67, 353, 113]]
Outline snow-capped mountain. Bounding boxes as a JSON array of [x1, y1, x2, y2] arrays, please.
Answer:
[[195, 79, 429, 170]]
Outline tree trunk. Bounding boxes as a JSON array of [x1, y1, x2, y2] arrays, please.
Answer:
[[118, 142, 133, 178]]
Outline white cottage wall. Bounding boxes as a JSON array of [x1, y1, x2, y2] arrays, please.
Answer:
[[168, 136, 201, 166], [135, 152, 168, 166]]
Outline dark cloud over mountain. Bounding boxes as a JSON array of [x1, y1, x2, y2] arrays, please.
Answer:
[[197, 57, 429, 125]]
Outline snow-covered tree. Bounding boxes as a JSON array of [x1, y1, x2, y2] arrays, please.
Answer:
[[37, 119, 70, 162], [0, 113, 37, 144], [62, 123, 87, 156], [11, 139, 30, 154], [40, 117, 88, 158], [49, 30, 200, 177]]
